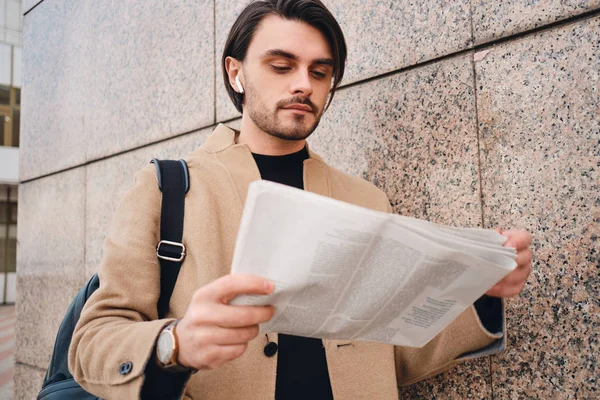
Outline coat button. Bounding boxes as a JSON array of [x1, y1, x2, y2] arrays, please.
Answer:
[[119, 361, 133, 375], [264, 342, 278, 357]]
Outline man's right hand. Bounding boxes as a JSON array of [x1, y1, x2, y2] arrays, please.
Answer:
[[176, 274, 275, 371]]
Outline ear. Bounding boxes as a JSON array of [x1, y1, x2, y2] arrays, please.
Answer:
[[225, 56, 244, 93]]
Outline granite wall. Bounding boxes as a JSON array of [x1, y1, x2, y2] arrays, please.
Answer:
[[16, 0, 599, 399]]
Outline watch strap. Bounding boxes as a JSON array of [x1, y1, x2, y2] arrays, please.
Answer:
[[157, 321, 198, 374]]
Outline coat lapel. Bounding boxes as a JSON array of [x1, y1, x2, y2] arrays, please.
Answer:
[[203, 124, 262, 211], [215, 145, 262, 210], [303, 158, 330, 197]]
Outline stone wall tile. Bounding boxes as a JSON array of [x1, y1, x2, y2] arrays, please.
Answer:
[[20, 0, 88, 180], [215, 0, 473, 123], [476, 17, 599, 398], [85, 0, 214, 161], [311, 54, 482, 227], [309, 54, 492, 397], [20, 0, 215, 181], [14, 363, 46, 400], [326, 0, 473, 85], [16, 168, 86, 369], [473, 0, 600, 44]]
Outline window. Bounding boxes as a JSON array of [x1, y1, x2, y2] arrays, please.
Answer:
[[0, 85, 8, 105], [11, 108, 18, 146], [0, 87, 19, 147], [0, 186, 17, 277], [0, 43, 21, 147]]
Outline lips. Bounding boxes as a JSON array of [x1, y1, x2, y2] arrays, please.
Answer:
[[283, 104, 313, 113]]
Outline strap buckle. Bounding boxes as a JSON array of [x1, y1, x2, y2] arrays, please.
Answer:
[[156, 240, 186, 262]]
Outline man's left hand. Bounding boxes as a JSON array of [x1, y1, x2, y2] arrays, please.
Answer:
[[485, 229, 533, 298]]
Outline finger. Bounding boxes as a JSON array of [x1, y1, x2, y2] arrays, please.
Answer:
[[515, 248, 533, 271], [217, 343, 248, 363], [196, 303, 275, 328], [214, 304, 275, 328], [196, 325, 260, 345], [195, 274, 274, 303], [499, 263, 531, 286], [197, 343, 248, 370], [486, 282, 515, 297], [485, 285, 503, 297], [492, 253, 532, 286], [486, 264, 531, 297], [502, 230, 532, 250], [487, 281, 526, 298]]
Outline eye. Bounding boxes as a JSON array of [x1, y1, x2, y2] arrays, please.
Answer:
[[271, 65, 291, 73], [312, 71, 327, 79]]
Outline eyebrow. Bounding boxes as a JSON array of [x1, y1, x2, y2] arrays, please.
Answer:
[[261, 49, 334, 67]]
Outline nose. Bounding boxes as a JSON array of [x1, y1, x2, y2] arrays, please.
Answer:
[[289, 70, 313, 97]]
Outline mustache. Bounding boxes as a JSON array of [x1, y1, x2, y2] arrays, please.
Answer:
[[277, 97, 318, 114]]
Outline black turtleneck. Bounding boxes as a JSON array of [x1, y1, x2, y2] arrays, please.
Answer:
[[252, 146, 335, 400]]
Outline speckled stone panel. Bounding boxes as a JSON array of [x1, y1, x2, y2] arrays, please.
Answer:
[[327, 0, 473, 85], [85, 0, 214, 162], [85, 127, 212, 279], [16, 167, 86, 369], [14, 363, 46, 400], [310, 54, 482, 227], [20, 0, 214, 181], [473, 0, 600, 44], [476, 17, 599, 398], [215, 0, 473, 122], [20, 0, 88, 181], [310, 54, 493, 398]]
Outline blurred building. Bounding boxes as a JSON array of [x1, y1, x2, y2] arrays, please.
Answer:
[[0, 0, 22, 304]]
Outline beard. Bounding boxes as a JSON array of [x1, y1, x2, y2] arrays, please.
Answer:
[[244, 80, 324, 141]]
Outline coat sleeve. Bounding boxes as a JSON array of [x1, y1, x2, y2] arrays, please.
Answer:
[[394, 303, 505, 386], [68, 165, 183, 399], [382, 199, 506, 387]]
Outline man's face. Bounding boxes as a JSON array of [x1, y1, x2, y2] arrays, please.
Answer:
[[242, 15, 334, 141]]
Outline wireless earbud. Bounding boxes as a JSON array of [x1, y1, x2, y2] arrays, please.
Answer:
[[235, 75, 244, 94]]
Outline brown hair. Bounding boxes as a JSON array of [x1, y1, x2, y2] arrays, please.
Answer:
[[222, 0, 347, 113]]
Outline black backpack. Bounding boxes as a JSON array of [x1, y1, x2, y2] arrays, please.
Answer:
[[37, 159, 190, 400]]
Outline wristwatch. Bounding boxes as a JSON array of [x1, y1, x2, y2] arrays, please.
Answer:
[[156, 320, 197, 373]]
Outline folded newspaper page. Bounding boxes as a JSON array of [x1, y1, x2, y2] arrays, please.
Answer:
[[230, 180, 517, 348]]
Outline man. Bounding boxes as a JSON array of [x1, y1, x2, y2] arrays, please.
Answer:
[[69, 1, 533, 399]]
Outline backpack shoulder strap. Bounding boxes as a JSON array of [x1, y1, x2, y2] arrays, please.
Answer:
[[151, 159, 190, 319], [38, 160, 190, 397]]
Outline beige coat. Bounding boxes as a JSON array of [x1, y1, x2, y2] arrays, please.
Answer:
[[69, 124, 504, 399]]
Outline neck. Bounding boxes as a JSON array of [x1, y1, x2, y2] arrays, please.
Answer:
[[237, 113, 306, 156]]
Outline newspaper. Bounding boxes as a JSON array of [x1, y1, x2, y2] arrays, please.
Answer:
[[230, 180, 516, 348]]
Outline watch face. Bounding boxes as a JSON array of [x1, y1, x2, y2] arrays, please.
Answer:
[[157, 330, 175, 364]]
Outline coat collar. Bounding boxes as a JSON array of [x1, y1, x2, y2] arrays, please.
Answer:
[[201, 123, 239, 153], [203, 124, 331, 202]]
